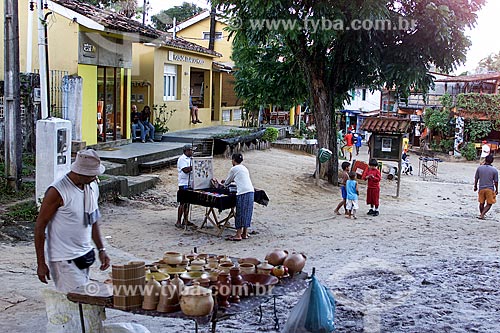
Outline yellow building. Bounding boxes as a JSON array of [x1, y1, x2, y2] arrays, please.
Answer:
[[1, 0, 161, 146], [169, 11, 242, 125]]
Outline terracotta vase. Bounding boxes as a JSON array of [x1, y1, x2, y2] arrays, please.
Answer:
[[229, 267, 244, 303], [142, 276, 161, 310], [283, 252, 307, 276], [265, 249, 289, 266], [216, 272, 231, 307], [157, 280, 180, 313], [171, 274, 185, 294]]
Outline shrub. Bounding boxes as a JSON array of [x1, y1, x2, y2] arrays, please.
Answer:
[[261, 127, 279, 142], [460, 142, 477, 161]]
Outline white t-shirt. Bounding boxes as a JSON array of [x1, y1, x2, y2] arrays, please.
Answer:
[[177, 154, 193, 187], [481, 144, 491, 158], [46, 175, 94, 261], [224, 164, 254, 195]]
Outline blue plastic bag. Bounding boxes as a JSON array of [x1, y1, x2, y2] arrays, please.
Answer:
[[282, 276, 336, 333]]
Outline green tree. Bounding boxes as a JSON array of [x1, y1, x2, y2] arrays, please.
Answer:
[[151, 2, 205, 32], [212, 0, 484, 183], [477, 51, 500, 72]]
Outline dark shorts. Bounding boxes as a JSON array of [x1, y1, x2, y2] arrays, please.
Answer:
[[178, 186, 189, 204], [366, 187, 380, 206], [340, 185, 347, 199]]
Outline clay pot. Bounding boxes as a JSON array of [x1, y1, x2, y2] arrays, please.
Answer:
[[283, 252, 307, 276], [180, 282, 214, 316], [237, 257, 260, 266], [191, 258, 206, 266], [218, 255, 233, 264], [239, 263, 255, 275], [157, 280, 180, 313], [265, 249, 289, 266], [142, 276, 161, 310], [216, 272, 231, 307], [163, 251, 183, 265], [271, 265, 288, 278], [256, 260, 274, 275]]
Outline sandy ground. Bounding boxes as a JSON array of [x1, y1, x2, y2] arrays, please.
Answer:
[[1, 146, 499, 332]]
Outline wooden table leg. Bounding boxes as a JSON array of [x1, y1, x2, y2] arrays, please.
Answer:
[[78, 303, 86, 333]]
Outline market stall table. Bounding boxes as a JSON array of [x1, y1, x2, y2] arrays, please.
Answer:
[[177, 188, 269, 236], [67, 272, 308, 333]]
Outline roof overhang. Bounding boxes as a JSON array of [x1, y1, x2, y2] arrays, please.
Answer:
[[48, 1, 105, 31]]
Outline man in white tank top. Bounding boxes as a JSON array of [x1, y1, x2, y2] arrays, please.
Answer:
[[35, 149, 110, 293]]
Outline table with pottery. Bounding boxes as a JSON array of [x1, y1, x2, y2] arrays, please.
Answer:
[[67, 249, 308, 333]]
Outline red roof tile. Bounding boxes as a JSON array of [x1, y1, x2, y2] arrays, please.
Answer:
[[360, 117, 410, 133]]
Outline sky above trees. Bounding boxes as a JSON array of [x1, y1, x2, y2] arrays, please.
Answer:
[[153, 0, 500, 74]]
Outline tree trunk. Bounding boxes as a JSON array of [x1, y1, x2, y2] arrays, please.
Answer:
[[309, 72, 338, 185]]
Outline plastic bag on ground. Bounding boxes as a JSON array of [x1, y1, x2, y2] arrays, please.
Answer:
[[282, 275, 336, 333]]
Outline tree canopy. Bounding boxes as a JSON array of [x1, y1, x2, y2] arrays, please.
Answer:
[[151, 2, 205, 32], [477, 51, 500, 73], [212, 0, 484, 183]]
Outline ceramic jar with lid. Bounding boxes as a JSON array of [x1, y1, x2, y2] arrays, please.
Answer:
[[171, 274, 185, 293], [180, 282, 214, 316], [257, 260, 274, 275]]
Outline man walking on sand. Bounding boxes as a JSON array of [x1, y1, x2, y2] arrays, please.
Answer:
[[474, 154, 498, 219]]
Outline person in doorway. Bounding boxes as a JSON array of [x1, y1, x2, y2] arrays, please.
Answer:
[[176, 144, 197, 229], [34, 149, 110, 293], [343, 131, 354, 161], [480, 140, 490, 165], [189, 89, 201, 124], [363, 158, 381, 216], [334, 161, 351, 215], [131, 104, 146, 143], [221, 153, 254, 241], [140, 106, 155, 142], [345, 172, 359, 219], [474, 154, 498, 219]]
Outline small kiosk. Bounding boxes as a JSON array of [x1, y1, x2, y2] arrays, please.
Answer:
[[360, 117, 411, 197]]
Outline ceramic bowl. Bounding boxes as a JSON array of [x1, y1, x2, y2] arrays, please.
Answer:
[[239, 262, 256, 275], [163, 251, 183, 265], [158, 266, 187, 277], [242, 273, 278, 294], [238, 257, 260, 266], [145, 271, 169, 282], [180, 271, 209, 283]]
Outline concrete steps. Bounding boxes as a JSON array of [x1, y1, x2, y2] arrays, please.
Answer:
[[139, 155, 181, 173], [98, 174, 160, 198]]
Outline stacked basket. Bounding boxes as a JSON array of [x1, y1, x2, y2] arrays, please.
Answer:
[[112, 261, 145, 310]]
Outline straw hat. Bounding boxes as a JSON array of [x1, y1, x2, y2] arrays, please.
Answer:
[[71, 149, 105, 176]]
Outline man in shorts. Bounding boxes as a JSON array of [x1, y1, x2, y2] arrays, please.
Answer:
[[474, 154, 498, 219]]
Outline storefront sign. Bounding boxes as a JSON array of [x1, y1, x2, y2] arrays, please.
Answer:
[[82, 43, 96, 58], [410, 115, 421, 122], [168, 51, 204, 65]]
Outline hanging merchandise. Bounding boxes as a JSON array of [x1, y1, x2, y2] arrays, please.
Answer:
[[282, 271, 336, 333]]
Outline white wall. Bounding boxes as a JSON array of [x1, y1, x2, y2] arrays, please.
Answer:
[[343, 88, 381, 112]]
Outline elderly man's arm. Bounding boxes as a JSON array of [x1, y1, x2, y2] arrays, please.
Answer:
[[92, 223, 110, 270], [34, 187, 62, 284]]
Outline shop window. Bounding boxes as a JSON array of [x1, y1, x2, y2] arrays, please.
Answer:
[[164, 64, 178, 101]]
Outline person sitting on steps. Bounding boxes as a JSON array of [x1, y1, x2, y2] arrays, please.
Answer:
[[189, 88, 202, 124], [140, 105, 155, 142]]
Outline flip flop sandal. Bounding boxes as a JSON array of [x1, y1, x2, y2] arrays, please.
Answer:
[[241, 235, 250, 239], [225, 236, 242, 241], [174, 223, 184, 229], [185, 221, 198, 228]]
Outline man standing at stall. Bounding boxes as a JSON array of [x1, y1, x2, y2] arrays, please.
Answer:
[[34, 149, 110, 293], [474, 154, 498, 220], [176, 144, 197, 229]]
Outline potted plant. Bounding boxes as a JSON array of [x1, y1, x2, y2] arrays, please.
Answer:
[[153, 104, 176, 141]]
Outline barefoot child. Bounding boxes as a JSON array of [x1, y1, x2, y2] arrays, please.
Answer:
[[345, 172, 359, 219], [334, 161, 351, 215], [363, 158, 381, 216]]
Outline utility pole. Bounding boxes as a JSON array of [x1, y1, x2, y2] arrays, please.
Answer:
[[208, 6, 216, 51], [142, 0, 147, 25], [37, 0, 49, 118], [4, 0, 22, 190]]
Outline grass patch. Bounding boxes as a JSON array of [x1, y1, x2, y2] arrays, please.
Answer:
[[2, 201, 38, 224], [0, 181, 35, 205]]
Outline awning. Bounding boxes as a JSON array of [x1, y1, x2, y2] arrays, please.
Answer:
[[358, 110, 380, 117], [359, 117, 411, 133]]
